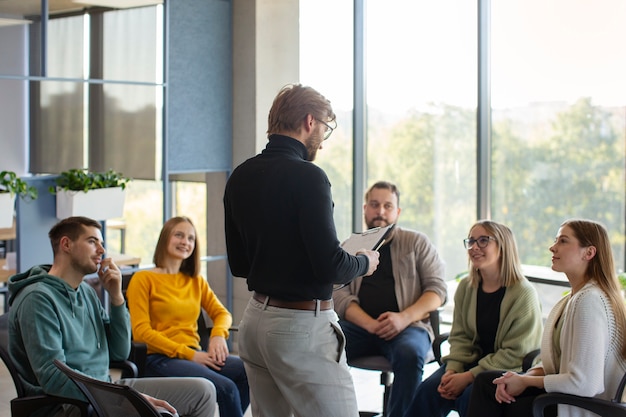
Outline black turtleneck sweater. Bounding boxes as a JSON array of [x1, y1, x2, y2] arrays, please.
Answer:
[[223, 134, 369, 301]]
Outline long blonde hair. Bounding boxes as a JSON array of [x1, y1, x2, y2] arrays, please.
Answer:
[[466, 220, 525, 288], [562, 219, 626, 357]]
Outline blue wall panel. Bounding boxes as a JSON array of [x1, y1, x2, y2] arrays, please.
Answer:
[[168, 0, 232, 173], [15, 176, 58, 272]]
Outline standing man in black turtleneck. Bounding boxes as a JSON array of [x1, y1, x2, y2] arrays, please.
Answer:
[[224, 83, 379, 417]]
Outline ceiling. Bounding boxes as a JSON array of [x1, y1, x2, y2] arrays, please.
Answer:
[[0, 0, 162, 18]]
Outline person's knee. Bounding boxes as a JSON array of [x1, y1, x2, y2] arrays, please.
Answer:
[[195, 378, 217, 401], [394, 348, 425, 370], [474, 370, 500, 387], [393, 338, 429, 367]]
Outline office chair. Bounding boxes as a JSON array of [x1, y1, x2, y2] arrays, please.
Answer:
[[349, 309, 448, 417], [54, 359, 174, 417], [0, 313, 92, 417], [532, 370, 626, 417]]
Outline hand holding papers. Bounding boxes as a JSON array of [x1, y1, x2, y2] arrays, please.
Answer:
[[341, 224, 396, 255], [333, 225, 391, 291]]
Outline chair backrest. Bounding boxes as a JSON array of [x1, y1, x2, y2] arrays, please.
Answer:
[[429, 308, 446, 364], [532, 391, 626, 417], [531, 361, 626, 416], [53, 359, 167, 417], [1, 313, 93, 417], [0, 312, 27, 397]]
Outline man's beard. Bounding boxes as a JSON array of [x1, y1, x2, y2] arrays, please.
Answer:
[[304, 132, 323, 161], [366, 217, 389, 229]]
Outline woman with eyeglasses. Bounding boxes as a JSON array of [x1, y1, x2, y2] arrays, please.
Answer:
[[403, 220, 543, 417], [466, 219, 626, 417]]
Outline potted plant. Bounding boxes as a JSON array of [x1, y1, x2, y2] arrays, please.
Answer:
[[50, 168, 131, 220], [0, 171, 38, 228]]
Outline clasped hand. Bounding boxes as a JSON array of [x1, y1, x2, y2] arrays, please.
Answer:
[[371, 311, 410, 341], [192, 336, 229, 370], [437, 370, 473, 400], [493, 371, 525, 404]]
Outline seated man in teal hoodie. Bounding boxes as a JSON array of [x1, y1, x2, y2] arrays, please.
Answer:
[[8, 216, 217, 417]]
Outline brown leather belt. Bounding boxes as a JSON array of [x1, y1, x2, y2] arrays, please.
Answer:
[[253, 292, 333, 311]]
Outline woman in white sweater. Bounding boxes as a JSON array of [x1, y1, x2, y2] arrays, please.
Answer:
[[467, 219, 626, 417]]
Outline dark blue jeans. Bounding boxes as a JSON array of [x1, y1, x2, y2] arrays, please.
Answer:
[[404, 364, 473, 417], [339, 319, 431, 417], [145, 353, 249, 417]]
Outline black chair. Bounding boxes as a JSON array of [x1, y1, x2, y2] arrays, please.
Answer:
[[0, 313, 92, 417], [349, 309, 448, 417], [532, 371, 626, 417], [54, 359, 173, 417]]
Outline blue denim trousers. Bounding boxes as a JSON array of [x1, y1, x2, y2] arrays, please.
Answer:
[[145, 352, 249, 417], [339, 319, 431, 417], [404, 364, 473, 417]]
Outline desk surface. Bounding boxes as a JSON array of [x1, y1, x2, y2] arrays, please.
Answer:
[[522, 264, 570, 287], [0, 221, 16, 241], [110, 253, 141, 268]]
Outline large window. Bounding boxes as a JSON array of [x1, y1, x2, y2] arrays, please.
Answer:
[[491, 0, 626, 271], [0, 2, 166, 265], [301, 0, 477, 278], [365, 0, 477, 278], [300, 0, 626, 279], [300, 0, 355, 241]]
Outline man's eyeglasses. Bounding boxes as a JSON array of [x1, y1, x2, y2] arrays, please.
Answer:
[[463, 236, 496, 249], [317, 119, 336, 140]]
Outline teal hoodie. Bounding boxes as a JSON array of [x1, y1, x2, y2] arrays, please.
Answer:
[[8, 265, 131, 403]]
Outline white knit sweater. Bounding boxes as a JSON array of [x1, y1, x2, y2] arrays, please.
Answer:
[[538, 281, 626, 417]]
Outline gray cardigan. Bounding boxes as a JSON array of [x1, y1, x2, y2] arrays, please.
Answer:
[[333, 226, 447, 341]]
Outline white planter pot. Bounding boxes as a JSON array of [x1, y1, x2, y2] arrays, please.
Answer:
[[56, 187, 126, 220], [0, 193, 15, 228]]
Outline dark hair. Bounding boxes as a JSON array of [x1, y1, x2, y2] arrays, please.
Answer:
[[49, 216, 102, 256], [267, 83, 336, 137], [153, 216, 200, 277], [365, 181, 401, 206]]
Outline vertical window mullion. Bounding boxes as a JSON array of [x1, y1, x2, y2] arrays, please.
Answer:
[[477, 0, 491, 220], [88, 10, 105, 172]]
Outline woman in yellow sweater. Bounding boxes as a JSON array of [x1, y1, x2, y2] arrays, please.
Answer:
[[127, 216, 249, 417]]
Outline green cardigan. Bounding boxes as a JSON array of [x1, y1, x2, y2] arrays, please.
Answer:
[[443, 275, 543, 376]]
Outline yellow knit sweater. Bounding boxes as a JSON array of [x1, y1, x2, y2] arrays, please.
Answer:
[[126, 270, 232, 361]]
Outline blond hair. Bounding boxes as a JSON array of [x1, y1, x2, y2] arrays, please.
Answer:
[[466, 220, 525, 288]]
